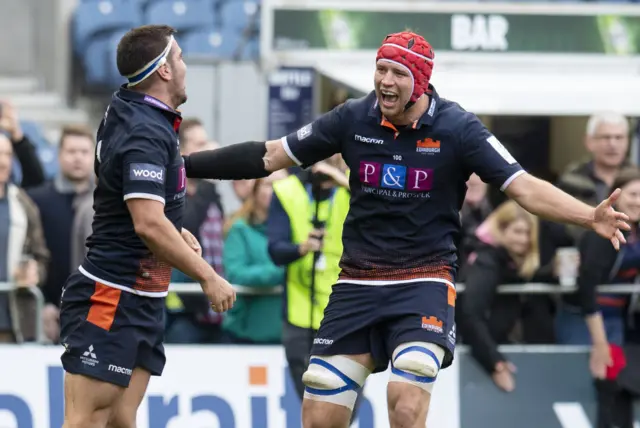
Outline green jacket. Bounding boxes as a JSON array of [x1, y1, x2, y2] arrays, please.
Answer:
[[222, 219, 284, 343]]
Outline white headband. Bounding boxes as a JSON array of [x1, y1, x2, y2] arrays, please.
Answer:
[[125, 35, 174, 87]]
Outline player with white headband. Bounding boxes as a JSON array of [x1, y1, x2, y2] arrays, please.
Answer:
[[124, 34, 174, 88], [59, 25, 234, 428], [182, 30, 629, 427]]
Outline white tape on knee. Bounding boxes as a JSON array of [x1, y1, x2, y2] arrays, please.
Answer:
[[302, 355, 371, 410], [389, 342, 445, 393]]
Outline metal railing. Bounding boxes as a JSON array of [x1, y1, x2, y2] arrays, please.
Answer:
[[0, 282, 44, 344], [170, 282, 640, 295], [0, 280, 635, 345]]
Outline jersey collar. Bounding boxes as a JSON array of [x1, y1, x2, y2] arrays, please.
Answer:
[[116, 85, 183, 131], [368, 84, 440, 133]]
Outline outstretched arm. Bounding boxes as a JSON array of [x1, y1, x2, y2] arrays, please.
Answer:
[[457, 114, 629, 251], [183, 104, 347, 180], [183, 139, 293, 180], [505, 172, 629, 250]]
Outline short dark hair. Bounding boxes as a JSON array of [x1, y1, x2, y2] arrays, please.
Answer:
[[178, 118, 203, 142], [59, 124, 94, 150], [117, 25, 177, 79], [612, 166, 640, 192]]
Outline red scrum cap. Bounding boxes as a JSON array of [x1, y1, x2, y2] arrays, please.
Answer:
[[376, 31, 435, 105]]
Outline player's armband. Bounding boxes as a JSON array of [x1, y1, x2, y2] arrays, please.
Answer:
[[183, 141, 268, 180]]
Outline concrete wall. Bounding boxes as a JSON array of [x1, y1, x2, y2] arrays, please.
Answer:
[[0, 0, 74, 94], [180, 60, 268, 213], [0, 0, 35, 75]]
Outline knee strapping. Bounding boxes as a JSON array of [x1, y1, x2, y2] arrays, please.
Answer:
[[390, 342, 445, 393], [302, 355, 370, 410]]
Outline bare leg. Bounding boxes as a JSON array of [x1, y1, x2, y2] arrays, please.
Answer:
[[63, 372, 124, 428], [107, 368, 151, 428], [387, 382, 431, 428]]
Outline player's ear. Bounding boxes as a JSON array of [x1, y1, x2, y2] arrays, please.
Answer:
[[156, 61, 172, 82]]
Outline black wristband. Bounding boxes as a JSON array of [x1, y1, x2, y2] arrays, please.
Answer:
[[183, 141, 269, 180]]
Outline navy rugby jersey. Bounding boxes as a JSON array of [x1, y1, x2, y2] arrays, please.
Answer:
[[79, 87, 186, 297], [282, 86, 524, 285]]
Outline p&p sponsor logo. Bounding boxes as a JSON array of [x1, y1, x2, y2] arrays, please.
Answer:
[[359, 161, 433, 197]]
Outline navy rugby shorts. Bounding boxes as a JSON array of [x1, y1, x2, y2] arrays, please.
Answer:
[[310, 281, 456, 373], [59, 270, 166, 387]]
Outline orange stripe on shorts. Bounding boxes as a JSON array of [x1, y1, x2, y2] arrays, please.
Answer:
[[86, 282, 121, 331], [447, 285, 456, 307]]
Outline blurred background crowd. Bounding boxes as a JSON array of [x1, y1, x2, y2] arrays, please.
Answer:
[[3, 0, 640, 423]]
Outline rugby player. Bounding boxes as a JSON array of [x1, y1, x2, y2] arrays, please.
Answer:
[[59, 25, 235, 428], [183, 31, 629, 427]]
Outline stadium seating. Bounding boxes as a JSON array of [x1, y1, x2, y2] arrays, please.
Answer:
[[144, 0, 216, 34], [182, 27, 258, 60], [73, 0, 142, 56], [82, 30, 128, 87], [72, 0, 262, 88], [219, 0, 260, 32]]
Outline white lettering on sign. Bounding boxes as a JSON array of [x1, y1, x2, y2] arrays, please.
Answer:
[[451, 14, 509, 51]]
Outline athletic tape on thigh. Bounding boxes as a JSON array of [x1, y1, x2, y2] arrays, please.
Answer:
[[391, 345, 441, 384], [304, 357, 361, 396]]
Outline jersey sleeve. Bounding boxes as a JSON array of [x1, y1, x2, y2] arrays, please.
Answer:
[[460, 114, 524, 191], [281, 104, 346, 168], [121, 137, 171, 204]]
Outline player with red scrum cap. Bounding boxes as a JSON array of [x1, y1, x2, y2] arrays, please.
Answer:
[[183, 30, 629, 427]]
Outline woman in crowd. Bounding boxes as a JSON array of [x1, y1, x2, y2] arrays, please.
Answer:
[[556, 167, 640, 428], [459, 200, 554, 392], [222, 176, 285, 344]]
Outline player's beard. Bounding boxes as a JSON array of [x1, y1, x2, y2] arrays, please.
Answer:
[[172, 89, 187, 109]]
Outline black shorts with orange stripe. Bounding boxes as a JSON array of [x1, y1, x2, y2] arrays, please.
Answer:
[[310, 280, 457, 374], [59, 270, 166, 387]]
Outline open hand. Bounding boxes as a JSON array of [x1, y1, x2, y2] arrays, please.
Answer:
[[593, 189, 631, 250]]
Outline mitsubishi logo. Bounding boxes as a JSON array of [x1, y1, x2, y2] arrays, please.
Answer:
[[83, 345, 97, 359]]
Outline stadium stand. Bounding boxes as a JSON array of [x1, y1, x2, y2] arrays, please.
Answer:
[[145, 0, 216, 34], [72, 0, 261, 88]]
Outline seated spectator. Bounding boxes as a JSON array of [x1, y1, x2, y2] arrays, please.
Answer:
[[165, 119, 227, 344], [221, 177, 284, 344], [0, 133, 49, 343], [459, 200, 554, 392], [556, 166, 640, 428]]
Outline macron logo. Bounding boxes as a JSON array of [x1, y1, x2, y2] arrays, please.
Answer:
[[108, 364, 133, 376], [129, 163, 165, 184], [355, 134, 384, 145]]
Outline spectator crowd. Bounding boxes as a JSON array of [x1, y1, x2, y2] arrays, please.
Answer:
[[1, 100, 639, 410]]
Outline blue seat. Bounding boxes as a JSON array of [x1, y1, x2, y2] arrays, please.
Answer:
[[220, 0, 259, 31], [73, 0, 142, 55], [182, 27, 257, 60], [105, 31, 129, 87], [82, 29, 127, 87], [144, 0, 215, 33], [182, 28, 234, 58], [83, 36, 113, 85]]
